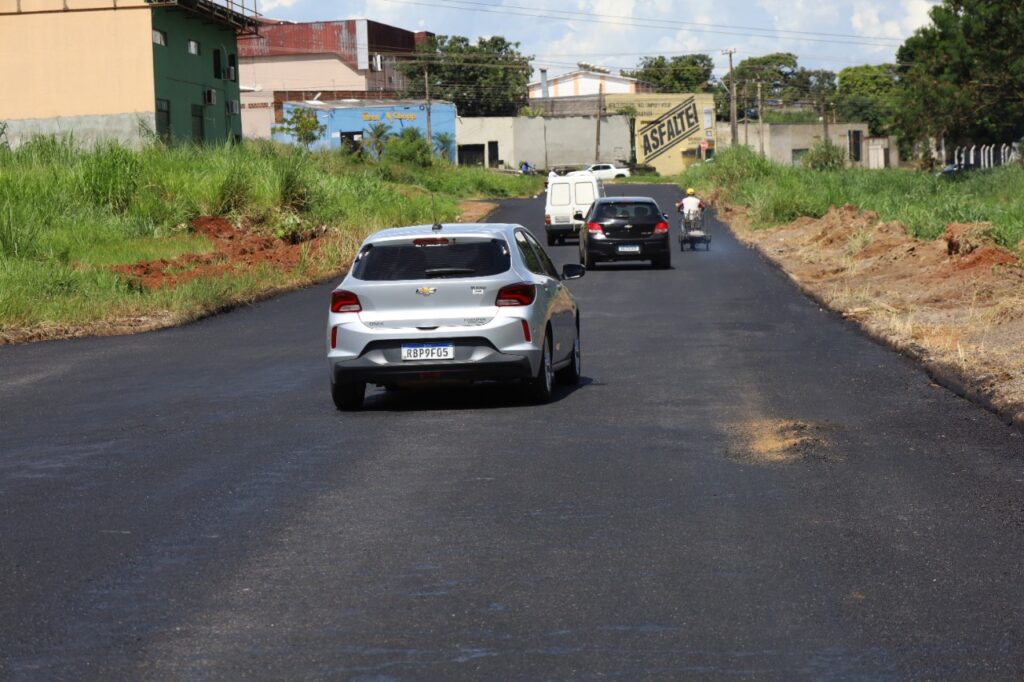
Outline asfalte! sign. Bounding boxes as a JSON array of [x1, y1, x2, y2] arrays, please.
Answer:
[[637, 96, 701, 162]]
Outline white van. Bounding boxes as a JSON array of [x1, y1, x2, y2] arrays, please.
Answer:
[[544, 173, 606, 246]]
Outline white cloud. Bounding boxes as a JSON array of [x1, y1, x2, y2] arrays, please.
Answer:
[[260, 0, 300, 11]]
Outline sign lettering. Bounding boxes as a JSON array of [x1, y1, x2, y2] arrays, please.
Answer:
[[638, 97, 701, 162]]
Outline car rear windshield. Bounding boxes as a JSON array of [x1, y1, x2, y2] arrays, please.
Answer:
[[351, 238, 511, 281], [594, 201, 660, 221]]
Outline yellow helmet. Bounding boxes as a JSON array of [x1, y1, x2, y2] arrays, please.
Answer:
[[686, 187, 695, 196]]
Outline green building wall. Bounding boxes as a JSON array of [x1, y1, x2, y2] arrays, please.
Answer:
[[151, 7, 242, 144]]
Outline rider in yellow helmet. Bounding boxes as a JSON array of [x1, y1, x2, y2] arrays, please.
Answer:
[[676, 187, 705, 214]]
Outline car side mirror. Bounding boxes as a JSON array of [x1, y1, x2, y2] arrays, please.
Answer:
[[573, 211, 584, 221], [663, 213, 670, 220], [561, 263, 585, 280]]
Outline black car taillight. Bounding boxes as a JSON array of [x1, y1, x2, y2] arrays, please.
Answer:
[[654, 221, 669, 234]]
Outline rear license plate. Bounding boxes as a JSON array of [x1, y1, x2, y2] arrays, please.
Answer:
[[554, 216, 570, 224], [617, 245, 641, 253], [401, 343, 455, 361]]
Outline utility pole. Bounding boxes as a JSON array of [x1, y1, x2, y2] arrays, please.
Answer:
[[594, 80, 604, 163], [423, 63, 432, 148], [722, 49, 738, 146], [743, 81, 749, 147], [757, 81, 765, 156]]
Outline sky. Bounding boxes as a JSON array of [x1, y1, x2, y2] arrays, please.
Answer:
[[253, 0, 940, 80]]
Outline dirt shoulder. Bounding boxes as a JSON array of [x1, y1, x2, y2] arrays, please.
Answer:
[[718, 201, 1024, 430], [0, 199, 503, 345]]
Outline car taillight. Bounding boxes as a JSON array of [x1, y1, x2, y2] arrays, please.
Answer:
[[496, 282, 536, 307], [330, 290, 361, 313], [654, 221, 669, 234], [587, 222, 603, 234], [544, 214, 551, 225]]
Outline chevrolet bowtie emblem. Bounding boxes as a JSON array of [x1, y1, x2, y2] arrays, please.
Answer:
[[416, 287, 437, 296]]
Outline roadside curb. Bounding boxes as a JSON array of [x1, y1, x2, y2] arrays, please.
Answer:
[[723, 216, 1024, 435]]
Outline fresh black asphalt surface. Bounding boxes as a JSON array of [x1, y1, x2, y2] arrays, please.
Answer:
[[2, 184, 1024, 680]]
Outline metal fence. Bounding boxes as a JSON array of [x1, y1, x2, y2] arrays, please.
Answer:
[[950, 143, 1020, 170]]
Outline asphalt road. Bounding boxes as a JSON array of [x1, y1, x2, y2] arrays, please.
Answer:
[[2, 184, 1023, 680]]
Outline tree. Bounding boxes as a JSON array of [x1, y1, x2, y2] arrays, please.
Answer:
[[716, 52, 800, 120], [272, 107, 326, 149], [621, 54, 714, 93], [792, 68, 838, 137], [896, 0, 1024, 150], [836, 64, 899, 136], [400, 35, 532, 117], [361, 122, 393, 159], [432, 131, 455, 160]]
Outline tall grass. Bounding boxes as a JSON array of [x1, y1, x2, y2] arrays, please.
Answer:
[[681, 147, 1024, 246], [0, 138, 543, 332]]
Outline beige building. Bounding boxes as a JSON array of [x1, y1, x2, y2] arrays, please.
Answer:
[[238, 19, 428, 138], [0, 0, 255, 147], [715, 121, 901, 168], [528, 64, 654, 99], [613, 93, 718, 176]]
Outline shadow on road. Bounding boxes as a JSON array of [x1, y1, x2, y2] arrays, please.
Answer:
[[356, 377, 594, 412]]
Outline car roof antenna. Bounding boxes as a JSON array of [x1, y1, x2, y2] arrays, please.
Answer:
[[430, 192, 443, 231]]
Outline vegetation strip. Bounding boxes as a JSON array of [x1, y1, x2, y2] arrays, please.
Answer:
[[689, 149, 1024, 431], [0, 138, 542, 344]]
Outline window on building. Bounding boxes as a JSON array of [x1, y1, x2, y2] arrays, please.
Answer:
[[191, 104, 205, 144], [152, 29, 167, 46], [188, 40, 200, 55], [156, 99, 171, 143], [213, 49, 223, 79]]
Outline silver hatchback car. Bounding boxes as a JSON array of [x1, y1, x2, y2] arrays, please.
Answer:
[[327, 223, 585, 410]]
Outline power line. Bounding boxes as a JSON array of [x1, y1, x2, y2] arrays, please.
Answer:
[[376, 0, 905, 48]]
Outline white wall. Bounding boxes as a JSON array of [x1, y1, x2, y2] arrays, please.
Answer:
[[455, 115, 631, 169], [239, 54, 366, 92]]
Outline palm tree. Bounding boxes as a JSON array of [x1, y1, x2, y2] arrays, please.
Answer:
[[361, 122, 393, 159], [433, 131, 455, 161]]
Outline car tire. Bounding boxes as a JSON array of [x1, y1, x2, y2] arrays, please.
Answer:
[[331, 381, 365, 410], [583, 248, 594, 270], [527, 332, 554, 404], [616, 174, 626, 178], [547, 232, 556, 246], [555, 322, 581, 385], [654, 254, 671, 269]]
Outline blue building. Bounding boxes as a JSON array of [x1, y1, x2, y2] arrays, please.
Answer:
[[274, 99, 457, 162]]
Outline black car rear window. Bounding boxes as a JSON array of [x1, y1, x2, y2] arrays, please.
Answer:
[[595, 201, 660, 221], [352, 238, 511, 281]]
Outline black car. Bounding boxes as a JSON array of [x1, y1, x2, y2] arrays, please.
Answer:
[[577, 197, 672, 269]]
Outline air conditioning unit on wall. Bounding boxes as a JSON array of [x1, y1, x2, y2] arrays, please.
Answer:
[[227, 100, 240, 115], [204, 89, 217, 106], [226, 66, 236, 81]]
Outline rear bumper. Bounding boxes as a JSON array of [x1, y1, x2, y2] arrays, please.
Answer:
[[545, 223, 579, 237], [332, 352, 533, 384], [330, 337, 536, 385], [587, 237, 670, 261]]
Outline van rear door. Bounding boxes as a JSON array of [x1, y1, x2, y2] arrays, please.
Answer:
[[572, 179, 597, 225]]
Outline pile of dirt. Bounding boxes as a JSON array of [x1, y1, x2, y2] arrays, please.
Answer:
[[735, 419, 832, 464], [725, 203, 1024, 427], [112, 216, 325, 290]]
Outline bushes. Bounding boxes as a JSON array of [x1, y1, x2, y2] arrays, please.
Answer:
[[802, 140, 847, 171], [682, 147, 1024, 246]]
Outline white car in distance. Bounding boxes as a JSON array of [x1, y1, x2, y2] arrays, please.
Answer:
[[569, 163, 631, 180]]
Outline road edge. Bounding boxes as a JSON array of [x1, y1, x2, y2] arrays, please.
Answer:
[[717, 207, 1024, 435]]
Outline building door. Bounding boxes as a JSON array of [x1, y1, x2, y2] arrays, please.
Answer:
[[191, 104, 205, 144], [156, 99, 171, 143], [487, 140, 500, 167]]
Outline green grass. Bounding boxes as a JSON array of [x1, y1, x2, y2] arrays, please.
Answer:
[[674, 147, 1024, 247], [0, 138, 543, 334]]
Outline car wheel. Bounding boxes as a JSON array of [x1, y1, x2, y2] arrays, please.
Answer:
[[331, 381, 365, 410], [527, 332, 554, 404], [555, 322, 581, 385], [546, 232, 556, 246], [654, 254, 671, 269], [583, 248, 594, 269], [616, 174, 626, 178]]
